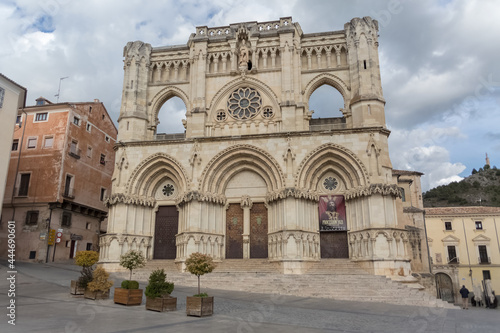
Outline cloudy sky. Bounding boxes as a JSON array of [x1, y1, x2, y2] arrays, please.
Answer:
[[1, 0, 499, 191]]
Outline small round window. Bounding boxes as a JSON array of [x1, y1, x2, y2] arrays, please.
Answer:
[[262, 106, 274, 119], [162, 184, 175, 197], [323, 177, 338, 191]]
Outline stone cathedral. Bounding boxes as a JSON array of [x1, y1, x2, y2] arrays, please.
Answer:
[[100, 17, 424, 277]]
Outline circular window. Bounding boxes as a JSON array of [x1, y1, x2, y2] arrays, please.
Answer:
[[162, 184, 175, 197], [227, 87, 262, 120], [262, 106, 274, 119], [323, 177, 338, 191], [216, 110, 226, 122]]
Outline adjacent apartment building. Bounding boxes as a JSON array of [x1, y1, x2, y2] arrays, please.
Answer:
[[425, 206, 500, 303], [0, 97, 117, 262], [0, 74, 27, 218]]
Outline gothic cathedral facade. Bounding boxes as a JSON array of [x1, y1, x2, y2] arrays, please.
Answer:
[[100, 17, 416, 277]]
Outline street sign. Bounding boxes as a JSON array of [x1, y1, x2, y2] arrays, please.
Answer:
[[47, 229, 56, 245], [55, 231, 63, 244]]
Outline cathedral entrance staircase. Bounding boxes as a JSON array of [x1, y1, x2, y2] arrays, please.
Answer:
[[124, 259, 456, 308]]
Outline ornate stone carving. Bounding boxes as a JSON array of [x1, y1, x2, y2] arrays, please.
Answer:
[[240, 195, 253, 209], [104, 193, 156, 207], [344, 184, 402, 200], [175, 191, 227, 206], [266, 187, 319, 203]]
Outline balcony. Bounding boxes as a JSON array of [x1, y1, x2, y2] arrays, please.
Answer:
[[447, 257, 460, 264], [69, 147, 81, 159], [63, 187, 75, 199], [309, 117, 347, 131], [155, 133, 186, 141], [478, 256, 491, 264]]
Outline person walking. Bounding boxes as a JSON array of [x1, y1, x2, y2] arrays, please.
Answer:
[[460, 285, 470, 309]]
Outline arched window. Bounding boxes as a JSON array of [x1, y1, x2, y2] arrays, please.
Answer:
[[309, 85, 344, 119], [156, 96, 186, 135]]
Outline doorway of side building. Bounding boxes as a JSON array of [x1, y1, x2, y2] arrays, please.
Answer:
[[153, 206, 178, 259], [320, 231, 349, 258], [435, 272, 455, 303]]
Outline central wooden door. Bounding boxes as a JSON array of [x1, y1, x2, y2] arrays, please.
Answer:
[[250, 203, 268, 258], [153, 206, 178, 259], [226, 203, 243, 258], [320, 231, 348, 258]]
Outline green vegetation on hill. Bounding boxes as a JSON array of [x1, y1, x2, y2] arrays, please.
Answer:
[[423, 166, 500, 207]]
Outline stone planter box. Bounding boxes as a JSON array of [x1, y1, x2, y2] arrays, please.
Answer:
[[113, 288, 143, 306], [84, 289, 110, 300], [186, 296, 214, 317], [145, 296, 177, 312], [70, 280, 85, 295]]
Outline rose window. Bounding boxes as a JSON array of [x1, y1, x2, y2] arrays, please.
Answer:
[[227, 87, 262, 120], [323, 177, 338, 191], [162, 184, 175, 197]]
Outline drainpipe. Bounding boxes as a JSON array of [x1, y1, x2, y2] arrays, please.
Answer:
[[45, 205, 53, 263], [10, 109, 28, 221], [423, 210, 432, 274]]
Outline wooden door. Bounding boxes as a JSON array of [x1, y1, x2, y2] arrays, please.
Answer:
[[320, 231, 348, 258], [153, 206, 178, 259], [436, 273, 454, 303], [250, 203, 268, 258], [226, 204, 243, 259]]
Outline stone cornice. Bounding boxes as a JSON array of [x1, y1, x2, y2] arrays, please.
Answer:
[[118, 126, 391, 147], [345, 184, 402, 200], [266, 188, 320, 203], [175, 191, 227, 206], [104, 193, 156, 208]]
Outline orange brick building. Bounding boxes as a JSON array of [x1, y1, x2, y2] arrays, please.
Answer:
[[0, 97, 117, 262]]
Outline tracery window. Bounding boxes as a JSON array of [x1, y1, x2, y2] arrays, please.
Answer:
[[162, 184, 175, 197], [323, 177, 338, 191], [227, 87, 262, 120], [216, 110, 227, 122], [262, 106, 274, 119]]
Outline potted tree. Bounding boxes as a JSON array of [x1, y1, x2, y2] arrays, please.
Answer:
[[145, 269, 176, 312], [185, 252, 216, 317], [71, 250, 99, 295], [84, 267, 114, 300], [114, 250, 146, 306]]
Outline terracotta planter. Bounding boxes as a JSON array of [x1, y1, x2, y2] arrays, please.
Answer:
[[70, 280, 85, 295], [113, 288, 143, 306], [84, 289, 110, 300], [145, 296, 177, 312], [186, 296, 214, 317]]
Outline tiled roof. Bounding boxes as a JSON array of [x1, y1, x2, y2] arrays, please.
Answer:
[[425, 206, 500, 216]]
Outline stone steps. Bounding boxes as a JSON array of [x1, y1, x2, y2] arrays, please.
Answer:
[[119, 259, 456, 309]]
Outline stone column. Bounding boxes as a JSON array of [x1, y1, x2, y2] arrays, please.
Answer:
[[241, 195, 253, 259]]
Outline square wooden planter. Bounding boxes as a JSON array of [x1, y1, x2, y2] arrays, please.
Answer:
[[145, 296, 177, 312], [70, 280, 85, 295], [186, 296, 214, 317], [113, 288, 143, 306], [84, 289, 110, 300]]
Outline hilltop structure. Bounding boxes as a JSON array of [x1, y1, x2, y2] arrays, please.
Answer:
[[101, 17, 429, 278]]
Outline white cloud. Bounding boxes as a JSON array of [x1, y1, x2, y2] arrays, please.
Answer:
[[1, 0, 498, 192], [389, 127, 466, 191]]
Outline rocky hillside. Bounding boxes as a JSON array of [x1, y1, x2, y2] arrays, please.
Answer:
[[423, 166, 500, 207]]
